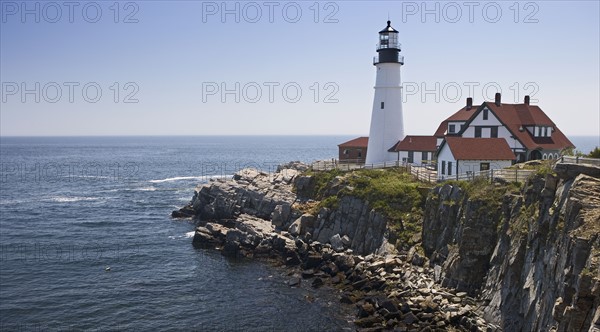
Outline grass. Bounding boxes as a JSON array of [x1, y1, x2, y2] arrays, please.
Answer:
[[300, 167, 425, 247]]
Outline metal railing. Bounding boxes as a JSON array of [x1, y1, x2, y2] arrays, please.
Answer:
[[373, 55, 404, 65]]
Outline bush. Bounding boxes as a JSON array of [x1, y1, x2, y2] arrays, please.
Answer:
[[588, 147, 600, 158]]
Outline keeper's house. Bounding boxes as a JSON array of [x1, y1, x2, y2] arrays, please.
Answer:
[[434, 93, 574, 162]]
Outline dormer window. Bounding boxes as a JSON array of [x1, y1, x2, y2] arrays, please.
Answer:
[[483, 109, 488, 120], [448, 124, 455, 133]]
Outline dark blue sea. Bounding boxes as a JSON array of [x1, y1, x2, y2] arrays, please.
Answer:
[[0, 136, 356, 332]]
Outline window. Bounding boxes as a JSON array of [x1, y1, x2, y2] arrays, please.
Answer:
[[422, 152, 428, 163], [483, 109, 488, 120], [343, 149, 349, 155], [448, 162, 453, 176], [448, 124, 455, 133], [381, 102, 384, 109], [542, 127, 547, 137], [357, 150, 362, 157], [461, 124, 465, 131], [491, 127, 498, 138], [408, 151, 414, 163], [480, 162, 490, 171], [475, 127, 482, 138], [441, 161, 446, 175]]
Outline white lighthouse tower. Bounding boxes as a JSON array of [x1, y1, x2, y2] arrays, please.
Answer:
[[365, 20, 405, 165]]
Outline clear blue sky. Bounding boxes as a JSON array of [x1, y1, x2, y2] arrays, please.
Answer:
[[1, 1, 599, 137]]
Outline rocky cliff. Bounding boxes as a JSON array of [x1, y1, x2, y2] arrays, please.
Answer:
[[174, 160, 599, 331], [423, 163, 600, 331], [173, 162, 497, 331], [174, 162, 396, 256]]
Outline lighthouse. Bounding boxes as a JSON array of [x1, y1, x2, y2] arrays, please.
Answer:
[[365, 20, 405, 165]]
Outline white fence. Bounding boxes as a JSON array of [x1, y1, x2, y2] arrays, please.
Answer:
[[561, 156, 600, 167], [310, 159, 539, 184]]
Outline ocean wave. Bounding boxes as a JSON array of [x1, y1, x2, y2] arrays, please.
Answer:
[[148, 175, 232, 183], [44, 196, 103, 203], [167, 231, 196, 240], [134, 186, 157, 191]]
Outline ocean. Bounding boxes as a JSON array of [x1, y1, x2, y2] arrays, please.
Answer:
[[0, 135, 597, 331], [0, 136, 355, 332]]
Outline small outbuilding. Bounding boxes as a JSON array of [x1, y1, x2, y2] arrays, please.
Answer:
[[338, 137, 368, 163], [389, 135, 438, 165]]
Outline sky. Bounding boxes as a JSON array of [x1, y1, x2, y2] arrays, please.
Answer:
[[1, 0, 599, 137]]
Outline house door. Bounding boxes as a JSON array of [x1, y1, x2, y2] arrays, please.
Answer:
[[529, 150, 542, 160]]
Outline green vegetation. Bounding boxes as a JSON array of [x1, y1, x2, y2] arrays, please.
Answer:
[[339, 169, 425, 246], [301, 168, 343, 199], [588, 147, 600, 158], [561, 146, 600, 158], [302, 167, 426, 248]]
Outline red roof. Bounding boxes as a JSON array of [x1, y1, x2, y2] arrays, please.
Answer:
[[390, 135, 437, 152], [433, 105, 479, 137], [483, 103, 574, 151], [443, 137, 516, 160], [434, 101, 574, 151], [339, 136, 368, 148]]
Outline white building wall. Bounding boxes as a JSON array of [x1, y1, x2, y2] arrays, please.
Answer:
[[366, 62, 404, 164], [437, 144, 456, 180], [457, 160, 513, 174]]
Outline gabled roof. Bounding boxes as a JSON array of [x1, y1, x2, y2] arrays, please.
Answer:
[[474, 102, 574, 151], [441, 137, 516, 160], [434, 101, 574, 151], [339, 137, 368, 148], [434, 105, 479, 137], [389, 135, 437, 152]]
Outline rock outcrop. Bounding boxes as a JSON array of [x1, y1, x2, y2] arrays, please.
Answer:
[[174, 163, 393, 256], [423, 162, 600, 331]]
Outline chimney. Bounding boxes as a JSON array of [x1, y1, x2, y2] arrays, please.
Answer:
[[524, 95, 530, 105], [466, 97, 473, 110], [495, 93, 501, 106]]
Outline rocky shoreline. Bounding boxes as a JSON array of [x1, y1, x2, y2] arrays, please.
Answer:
[[172, 163, 497, 331]]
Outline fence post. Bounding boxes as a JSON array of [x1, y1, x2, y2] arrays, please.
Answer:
[[491, 169, 494, 183]]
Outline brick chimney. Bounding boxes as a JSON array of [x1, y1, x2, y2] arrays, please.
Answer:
[[466, 97, 473, 110], [524, 95, 530, 105], [494, 93, 501, 106]]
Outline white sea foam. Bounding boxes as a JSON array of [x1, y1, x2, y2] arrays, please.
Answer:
[[45, 196, 102, 203], [185, 231, 195, 238], [149, 175, 232, 183], [135, 186, 157, 191]]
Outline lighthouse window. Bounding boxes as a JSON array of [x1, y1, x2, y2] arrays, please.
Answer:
[[380, 102, 384, 109]]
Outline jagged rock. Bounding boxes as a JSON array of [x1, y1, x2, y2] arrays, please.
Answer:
[[330, 234, 344, 252], [423, 162, 600, 331], [171, 206, 195, 218], [270, 203, 291, 227], [311, 277, 324, 288], [403, 312, 418, 325], [554, 162, 600, 179]]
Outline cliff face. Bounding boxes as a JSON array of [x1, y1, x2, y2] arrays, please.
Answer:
[[423, 163, 600, 331], [174, 162, 393, 256]]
